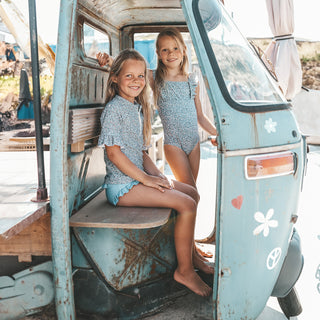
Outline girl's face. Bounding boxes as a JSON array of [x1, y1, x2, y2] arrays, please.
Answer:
[[112, 59, 146, 103], [157, 35, 185, 70]]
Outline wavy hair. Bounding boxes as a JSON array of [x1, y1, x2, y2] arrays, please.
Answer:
[[105, 49, 152, 145], [154, 28, 189, 106]]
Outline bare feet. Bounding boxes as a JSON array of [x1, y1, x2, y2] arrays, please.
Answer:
[[195, 229, 216, 244], [174, 269, 212, 297], [193, 253, 214, 274], [194, 244, 209, 262], [195, 244, 213, 258]]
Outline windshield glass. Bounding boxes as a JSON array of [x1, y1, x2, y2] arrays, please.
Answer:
[[196, 0, 286, 107]]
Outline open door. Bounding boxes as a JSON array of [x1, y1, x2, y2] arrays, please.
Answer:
[[182, 0, 306, 319]]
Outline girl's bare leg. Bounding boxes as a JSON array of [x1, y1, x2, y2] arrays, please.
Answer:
[[188, 143, 216, 243], [164, 144, 198, 187], [165, 144, 213, 262], [172, 181, 214, 274], [187, 142, 201, 182], [118, 183, 212, 297]]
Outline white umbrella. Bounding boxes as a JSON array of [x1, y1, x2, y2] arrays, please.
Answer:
[[263, 0, 302, 100]]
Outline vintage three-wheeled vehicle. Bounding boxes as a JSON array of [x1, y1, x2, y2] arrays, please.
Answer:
[[0, 0, 306, 319]]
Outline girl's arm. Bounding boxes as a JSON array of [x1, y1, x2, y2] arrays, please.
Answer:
[[106, 145, 171, 192], [194, 85, 218, 145], [194, 85, 217, 135], [143, 150, 169, 180]]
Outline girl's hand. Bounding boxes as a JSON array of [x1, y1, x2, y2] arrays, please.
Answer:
[[211, 137, 218, 146], [142, 174, 172, 193], [209, 135, 218, 147], [96, 52, 113, 67]]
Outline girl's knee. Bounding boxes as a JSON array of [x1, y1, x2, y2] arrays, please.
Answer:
[[192, 187, 200, 204], [187, 185, 200, 204], [179, 196, 197, 214]]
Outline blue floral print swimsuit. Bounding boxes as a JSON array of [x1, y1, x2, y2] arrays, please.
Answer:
[[98, 95, 145, 205], [157, 73, 199, 155]]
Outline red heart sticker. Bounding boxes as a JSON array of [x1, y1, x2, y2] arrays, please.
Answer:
[[232, 195, 243, 210]]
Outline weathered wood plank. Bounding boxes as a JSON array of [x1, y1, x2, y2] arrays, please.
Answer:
[[0, 213, 52, 262], [70, 191, 172, 229], [0, 202, 50, 239]]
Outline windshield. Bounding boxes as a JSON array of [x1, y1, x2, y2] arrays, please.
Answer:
[[195, 0, 287, 108]]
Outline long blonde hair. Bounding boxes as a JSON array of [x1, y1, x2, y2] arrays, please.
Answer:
[[105, 49, 152, 145], [154, 28, 189, 105]]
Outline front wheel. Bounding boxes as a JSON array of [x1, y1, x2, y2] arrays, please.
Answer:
[[277, 286, 302, 319]]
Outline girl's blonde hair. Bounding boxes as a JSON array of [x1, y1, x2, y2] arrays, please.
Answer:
[[154, 28, 189, 105], [105, 49, 152, 145]]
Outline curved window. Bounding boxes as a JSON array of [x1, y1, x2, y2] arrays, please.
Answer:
[[194, 0, 288, 110], [83, 23, 110, 59]]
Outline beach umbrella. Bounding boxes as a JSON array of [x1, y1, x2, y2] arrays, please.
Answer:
[[19, 69, 32, 101], [17, 69, 34, 120], [263, 0, 302, 100]]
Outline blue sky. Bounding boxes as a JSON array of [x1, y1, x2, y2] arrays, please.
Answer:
[[15, 0, 320, 44]]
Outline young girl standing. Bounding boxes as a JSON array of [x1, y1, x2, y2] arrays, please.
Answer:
[[98, 49, 212, 297], [152, 28, 217, 245], [152, 27, 217, 190]]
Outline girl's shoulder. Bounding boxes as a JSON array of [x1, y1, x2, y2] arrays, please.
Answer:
[[102, 96, 121, 117], [188, 72, 199, 85], [106, 95, 128, 109]]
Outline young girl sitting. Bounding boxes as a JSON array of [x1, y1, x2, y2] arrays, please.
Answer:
[[98, 48, 212, 297], [97, 28, 217, 244]]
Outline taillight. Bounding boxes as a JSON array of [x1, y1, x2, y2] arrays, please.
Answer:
[[245, 151, 295, 180]]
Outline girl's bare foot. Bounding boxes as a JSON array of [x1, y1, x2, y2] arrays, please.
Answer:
[[195, 244, 213, 259], [195, 230, 216, 244], [193, 252, 214, 274], [194, 244, 209, 262], [174, 269, 212, 297]]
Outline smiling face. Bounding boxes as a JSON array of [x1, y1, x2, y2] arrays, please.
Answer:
[[157, 35, 185, 71], [112, 58, 146, 103]]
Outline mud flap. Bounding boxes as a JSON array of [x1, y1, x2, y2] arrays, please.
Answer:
[[271, 228, 304, 298]]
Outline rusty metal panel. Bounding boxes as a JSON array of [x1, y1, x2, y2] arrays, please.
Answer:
[[72, 217, 176, 290]]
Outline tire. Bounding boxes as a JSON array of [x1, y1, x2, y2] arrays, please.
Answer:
[[277, 286, 302, 319]]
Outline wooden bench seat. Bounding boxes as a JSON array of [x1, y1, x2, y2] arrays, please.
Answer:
[[69, 190, 172, 229]]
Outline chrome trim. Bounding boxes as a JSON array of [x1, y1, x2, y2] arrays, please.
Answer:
[[221, 142, 301, 158]]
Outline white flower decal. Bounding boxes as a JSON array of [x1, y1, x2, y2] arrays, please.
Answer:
[[264, 118, 277, 133], [253, 208, 278, 237]]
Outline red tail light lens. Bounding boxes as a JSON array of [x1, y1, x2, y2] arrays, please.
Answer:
[[245, 151, 295, 180]]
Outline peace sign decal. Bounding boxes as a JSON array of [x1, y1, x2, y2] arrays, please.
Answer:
[[266, 247, 282, 270]]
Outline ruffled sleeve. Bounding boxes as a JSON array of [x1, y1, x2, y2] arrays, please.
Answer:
[[98, 104, 124, 148], [188, 72, 199, 99]]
